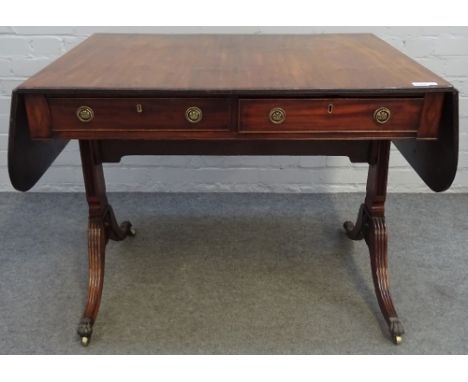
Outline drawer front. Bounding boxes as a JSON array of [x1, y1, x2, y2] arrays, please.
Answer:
[[48, 98, 232, 132], [239, 98, 424, 133]]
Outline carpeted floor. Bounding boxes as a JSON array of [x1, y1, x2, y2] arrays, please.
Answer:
[[0, 193, 467, 354]]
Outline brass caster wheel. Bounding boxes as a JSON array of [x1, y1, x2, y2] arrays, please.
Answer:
[[392, 335, 402, 345], [129, 227, 136, 236], [81, 336, 90, 347]]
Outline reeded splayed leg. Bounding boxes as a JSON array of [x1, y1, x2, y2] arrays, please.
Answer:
[[343, 141, 404, 345], [77, 141, 135, 346]]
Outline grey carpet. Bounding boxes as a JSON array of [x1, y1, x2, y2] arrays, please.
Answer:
[[0, 193, 467, 354]]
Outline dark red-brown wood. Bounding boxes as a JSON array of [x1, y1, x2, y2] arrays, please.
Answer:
[[97, 140, 373, 162], [7, 33, 459, 346], [417, 93, 444, 138], [22, 93, 443, 140], [239, 98, 424, 134], [8, 92, 68, 191], [18, 34, 451, 92], [394, 91, 458, 192], [344, 141, 404, 344], [48, 97, 234, 132], [76, 140, 135, 346], [10, 34, 457, 191], [24, 94, 51, 138]]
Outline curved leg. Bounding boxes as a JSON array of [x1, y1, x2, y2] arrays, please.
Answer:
[[77, 218, 106, 346], [77, 141, 135, 346], [366, 213, 404, 345], [106, 205, 136, 241], [343, 141, 404, 344], [343, 204, 366, 241]]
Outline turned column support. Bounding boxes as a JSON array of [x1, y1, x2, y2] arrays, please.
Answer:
[[76, 140, 135, 346], [344, 141, 404, 345]]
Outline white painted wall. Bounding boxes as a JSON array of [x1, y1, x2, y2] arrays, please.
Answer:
[[1, 26, 467, 192]]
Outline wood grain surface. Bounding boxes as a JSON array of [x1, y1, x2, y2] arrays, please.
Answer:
[[239, 98, 423, 133], [8, 32, 459, 346], [18, 34, 452, 93], [48, 97, 233, 132]]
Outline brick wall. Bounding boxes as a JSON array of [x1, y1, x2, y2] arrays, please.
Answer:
[[1, 26, 467, 192]]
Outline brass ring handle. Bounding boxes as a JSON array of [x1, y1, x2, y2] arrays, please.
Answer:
[[269, 107, 286, 124], [76, 106, 94, 123], [373, 107, 391, 124], [185, 106, 203, 123]]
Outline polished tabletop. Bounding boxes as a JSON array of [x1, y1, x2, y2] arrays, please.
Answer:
[[8, 32, 459, 346], [19, 33, 451, 93]]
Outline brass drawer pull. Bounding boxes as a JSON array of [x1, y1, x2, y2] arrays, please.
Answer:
[[185, 106, 203, 123], [76, 106, 94, 123], [269, 107, 286, 124], [374, 107, 391, 124]]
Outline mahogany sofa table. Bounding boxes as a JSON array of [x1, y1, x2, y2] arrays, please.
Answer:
[[8, 34, 458, 346]]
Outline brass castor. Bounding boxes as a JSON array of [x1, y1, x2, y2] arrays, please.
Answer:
[[389, 318, 404, 345], [129, 227, 136, 236], [81, 336, 90, 346], [77, 317, 93, 346]]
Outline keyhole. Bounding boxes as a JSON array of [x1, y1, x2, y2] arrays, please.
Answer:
[[328, 104, 334, 114], [136, 104, 143, 113]]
